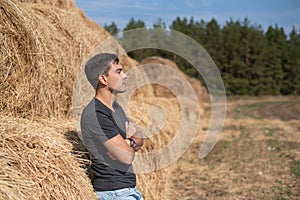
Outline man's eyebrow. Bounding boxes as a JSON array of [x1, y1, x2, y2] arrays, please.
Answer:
[[115, 67, 123, 72]]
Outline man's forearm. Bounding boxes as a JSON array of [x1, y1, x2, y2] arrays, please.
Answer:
[[131, 131, 144, 147], [125, 132, 144, 151]]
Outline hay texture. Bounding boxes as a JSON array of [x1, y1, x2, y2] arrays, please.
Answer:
[[0, 114, 97, 200], [0, 0, 169, 199], [141, 56, 209, 115], [0, 0, 206, 199], [0, 0, 146, 118]]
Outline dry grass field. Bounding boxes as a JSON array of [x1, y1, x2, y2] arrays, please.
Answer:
[[168, 96, 300, 200], [1, 1, 299, 199]]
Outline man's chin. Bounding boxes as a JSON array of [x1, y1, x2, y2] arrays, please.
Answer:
[[113, 89, 127, 94]]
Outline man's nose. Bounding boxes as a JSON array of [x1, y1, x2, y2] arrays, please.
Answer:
[[123, 71, 127, 79]]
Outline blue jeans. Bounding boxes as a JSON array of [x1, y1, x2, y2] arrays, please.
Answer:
[[96, 187, 144, 200]]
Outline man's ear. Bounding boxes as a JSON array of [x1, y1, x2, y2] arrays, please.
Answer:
[[99, 75, 107, 85]]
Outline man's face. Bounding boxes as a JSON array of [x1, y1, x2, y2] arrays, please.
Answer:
[[106, 61, 127, 93]]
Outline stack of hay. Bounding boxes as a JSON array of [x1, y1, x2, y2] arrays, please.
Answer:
[[0, 1, 107, 198], [0, 115, 97, 199], [1, 0, 206, 199], [0, 0, 177, 199], [0, 0, 110, 117]]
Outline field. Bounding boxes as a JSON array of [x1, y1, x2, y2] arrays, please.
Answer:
[[168, 96, 300, 199], [1, 1, 299, 199]]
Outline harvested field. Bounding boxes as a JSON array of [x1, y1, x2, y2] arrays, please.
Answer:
[[168, 96, 300, 199], [3, 1, 297, 200]]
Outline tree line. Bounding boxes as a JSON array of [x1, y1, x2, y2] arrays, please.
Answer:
[[104, 17, 300, 95]]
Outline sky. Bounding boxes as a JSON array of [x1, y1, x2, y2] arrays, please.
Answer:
[[74, 0, 300, 34]]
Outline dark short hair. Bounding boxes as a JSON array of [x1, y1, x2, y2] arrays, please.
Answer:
[[84, 53, 119, 90]]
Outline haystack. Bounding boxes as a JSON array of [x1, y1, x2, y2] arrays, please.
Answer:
[[1, 0, 166, 199], [0, 0, 151, 118], [141, 56, 209, 114], [1, 0, 103, 117], [1, 0, 206, 199], [0, 115, 97, 199]]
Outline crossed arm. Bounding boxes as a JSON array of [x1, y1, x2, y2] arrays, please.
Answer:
[[103, 122, 144, 165]]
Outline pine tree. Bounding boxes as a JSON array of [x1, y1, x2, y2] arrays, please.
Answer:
[[120, 17, 298, 95], [205, 18, 222, 64], [263, 25, 285, 95], [247, 25, 267, 95], [221, 19, 242, 94], [169, 17, 196, 76], [240, 18, 266, 95], [284, 27, 300, 94], [148, 18, 172, 60], [103, 21, 120, 35], [122, 18, 148, 62]]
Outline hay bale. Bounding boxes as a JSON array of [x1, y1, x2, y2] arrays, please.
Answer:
[[0, 0, 103, 117], [0, 1, 198, 199], [0, 0, 152, 118], [19, 0, 76, 9], [130, 97, 181, 200], [0, 114, 97, 200], [141, 56, 209, 114]]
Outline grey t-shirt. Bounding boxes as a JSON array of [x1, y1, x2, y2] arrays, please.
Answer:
[[80, 98, 136, 191]]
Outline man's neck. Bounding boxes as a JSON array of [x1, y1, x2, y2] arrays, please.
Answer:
[[95, 90, 116, 111]]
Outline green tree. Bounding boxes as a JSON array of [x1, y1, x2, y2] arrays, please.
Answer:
[[123, 18, 146, 31], [240, 18, 266, 95], [191, 19, 206, 45], [262, 25, 286, 95], [205, 18, 222, 54], [153, 18, 166, 28], [120, 17, 298, 96], [246, 25, 267, 95], [169, 17, 197, 77], [104, 21, 120, 35], [122, 18, 148, 61], [221, 19, 242, 94], [284, 27, 300, 94], [148, 18, 172, 60], [170, 16, 191, 36]]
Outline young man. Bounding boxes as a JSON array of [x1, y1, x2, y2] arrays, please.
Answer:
[[80, 53, 144, 199]]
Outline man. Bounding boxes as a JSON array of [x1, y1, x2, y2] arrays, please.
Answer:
[[80, 53, 144, 199]]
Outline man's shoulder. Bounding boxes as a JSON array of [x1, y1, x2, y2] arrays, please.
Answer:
[[82, 98, 109, 113], [82, 98, 96, 115], [81, 99, 96, 125]]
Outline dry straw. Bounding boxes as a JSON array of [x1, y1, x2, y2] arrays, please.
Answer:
[[0, 114, 98, 199], [1, 0, 206, 199], [0, 0, 109, 118], [0, 0, 172, 199]]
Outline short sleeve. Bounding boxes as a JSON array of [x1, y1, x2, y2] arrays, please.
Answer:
[[80, 99, 119, 145], [95, 111, 119, 141]]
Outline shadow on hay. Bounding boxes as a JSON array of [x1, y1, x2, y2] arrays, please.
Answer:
[[64, 130, 93, 177]]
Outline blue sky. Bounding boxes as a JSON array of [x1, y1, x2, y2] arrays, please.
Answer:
[[74, 0, 300, 34]]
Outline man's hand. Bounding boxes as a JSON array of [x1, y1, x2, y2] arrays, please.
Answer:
[[130, 130, 144, 151], [125, 121, 136, 138], [125, 121, 144, 151]]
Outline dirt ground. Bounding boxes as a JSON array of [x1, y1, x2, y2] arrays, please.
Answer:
[[168, 96, 300, 200]]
